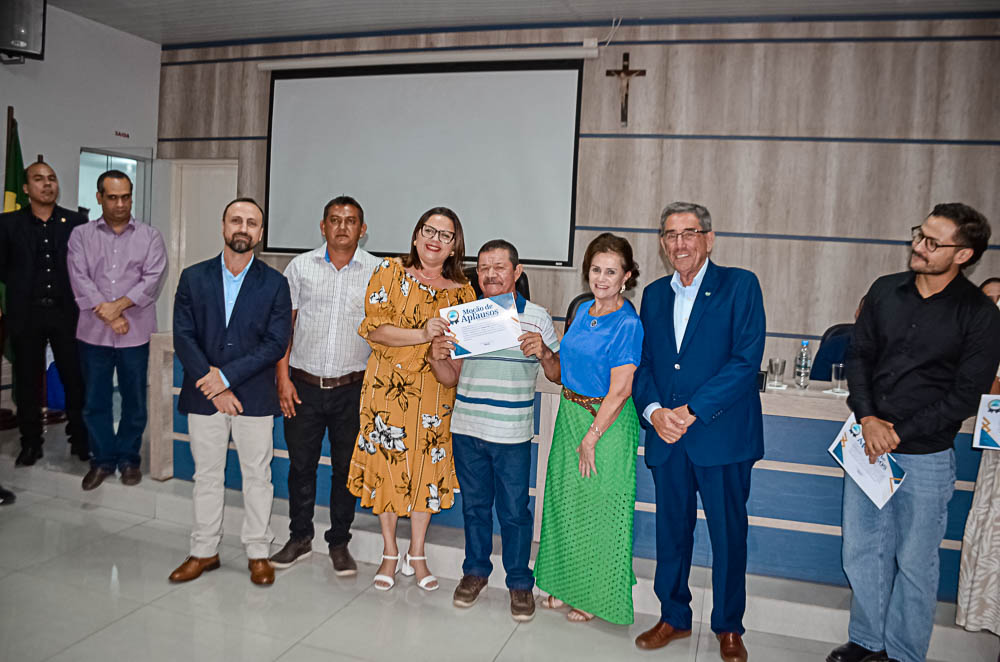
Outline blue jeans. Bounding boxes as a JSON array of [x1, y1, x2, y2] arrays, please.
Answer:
[[452, 433, 534, 591], [842, 449, 955, 662], [79, 341, 150, 472]]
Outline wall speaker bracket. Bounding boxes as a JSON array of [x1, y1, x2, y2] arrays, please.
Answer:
[[0, 52, 26, 65]]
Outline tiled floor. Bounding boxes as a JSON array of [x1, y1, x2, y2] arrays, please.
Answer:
[[1, 421, 986, 661], [0, 484, 842, 662]]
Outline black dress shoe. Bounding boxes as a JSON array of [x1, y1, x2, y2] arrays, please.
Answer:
[[0, 484, 15, 505], [71, 443, 90, 462], [15, 446, 43, 467], [827, 642, 888, 662]]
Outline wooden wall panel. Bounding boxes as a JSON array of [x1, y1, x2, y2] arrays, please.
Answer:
[[581, 40, 1000, 139], [156, 140, 241, 160], [156, 17, 1000, 371], [576, 139, 1000, 239]]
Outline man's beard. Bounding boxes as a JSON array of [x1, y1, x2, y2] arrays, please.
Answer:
[[226, 233, 255, 254], [908, 249, 949, 275]]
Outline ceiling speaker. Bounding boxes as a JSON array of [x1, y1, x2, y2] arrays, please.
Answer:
[[0, 0, 46, 60]]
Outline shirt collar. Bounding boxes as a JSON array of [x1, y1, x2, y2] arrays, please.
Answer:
[[898, 270, 967, 300], [221, 252, 254, 280], [317, 245, 361, 268], [670, 259, 709, 297], [97, 216, 136, 233]]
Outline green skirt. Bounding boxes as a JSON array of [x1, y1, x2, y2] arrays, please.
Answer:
[[533, 394, 639, 625]]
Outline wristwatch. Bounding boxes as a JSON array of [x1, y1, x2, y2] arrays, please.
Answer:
[[686, 404, 696, 420]]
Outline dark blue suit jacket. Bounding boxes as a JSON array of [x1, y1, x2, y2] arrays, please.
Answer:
[[633, 261, 766, 468], [173, 255, 292, 417]]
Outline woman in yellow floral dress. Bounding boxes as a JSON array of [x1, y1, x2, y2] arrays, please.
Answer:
[[348, 207, 475, 591]]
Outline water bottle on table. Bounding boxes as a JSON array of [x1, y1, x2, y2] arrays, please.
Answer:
[[794, 340, 812, 389]]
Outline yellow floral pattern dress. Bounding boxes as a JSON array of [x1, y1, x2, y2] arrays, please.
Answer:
[[348, 258, 475, 516]]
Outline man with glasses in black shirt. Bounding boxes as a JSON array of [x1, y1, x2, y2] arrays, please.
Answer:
[[828, 203, 1000, 662]]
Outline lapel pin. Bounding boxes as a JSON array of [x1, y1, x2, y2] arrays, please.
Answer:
[[60, 217, 66, 223], [705, 291, 711, 296]]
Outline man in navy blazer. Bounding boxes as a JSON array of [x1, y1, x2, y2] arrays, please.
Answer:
[[168, 197, 291, 587], [633, 202, 766, 662]]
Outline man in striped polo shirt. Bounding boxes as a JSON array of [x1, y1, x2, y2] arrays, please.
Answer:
[[428, 239, 560, 622]]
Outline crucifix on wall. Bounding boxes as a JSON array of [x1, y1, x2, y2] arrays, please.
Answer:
[[606, 52, 646, 127]]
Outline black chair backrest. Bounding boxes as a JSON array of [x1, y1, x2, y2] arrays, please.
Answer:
[[819, 323, 854, 346], [564, 292, 593, 332]]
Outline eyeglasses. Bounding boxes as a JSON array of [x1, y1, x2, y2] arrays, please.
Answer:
[[419, 224, 455, 244], [660, 228, 709, 242], [910, 226, 967, 253]]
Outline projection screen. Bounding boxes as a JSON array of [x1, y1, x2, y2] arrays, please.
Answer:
[[265, 61, 582, 265]]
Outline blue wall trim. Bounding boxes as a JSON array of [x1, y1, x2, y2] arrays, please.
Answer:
[[615, 35, 1000, 46], [579, 132, 1000, 147], [162, 11, 1000, 50]]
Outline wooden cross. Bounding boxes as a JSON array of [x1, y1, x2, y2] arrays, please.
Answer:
[[605, 52, 646, 127]]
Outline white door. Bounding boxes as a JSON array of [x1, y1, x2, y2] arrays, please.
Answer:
[[151, 159, 238, 330]]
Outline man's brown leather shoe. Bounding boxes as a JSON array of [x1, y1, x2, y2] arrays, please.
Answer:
[[82, 466, 114, 491], [453, 574, 489, 608], [168, 555, 220, 582], [329, 544, 357, 577], [718, 632, 748, 662], [635, 621, 692, 650], [120, 465, 142, 486], [249, 558, 275, 586]]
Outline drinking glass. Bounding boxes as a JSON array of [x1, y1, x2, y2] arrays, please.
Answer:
[[768, 358, 786, 387], [831, 363, 848, 395]]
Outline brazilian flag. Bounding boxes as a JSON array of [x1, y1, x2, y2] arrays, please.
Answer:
[[3, 119, 28, 365], [3, 119, 28, 213]]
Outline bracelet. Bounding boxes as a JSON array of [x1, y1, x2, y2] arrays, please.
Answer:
[[588, 422, 603, 438]]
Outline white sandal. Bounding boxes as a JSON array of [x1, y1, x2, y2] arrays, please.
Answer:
[[400, 553, 439, 591], [373, 554, 399, 591]]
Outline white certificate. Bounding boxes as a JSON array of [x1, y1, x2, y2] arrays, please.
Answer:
[[828, 414, 906, 510], [973, 394, 1000, 450], [439, 292, 522, 359]]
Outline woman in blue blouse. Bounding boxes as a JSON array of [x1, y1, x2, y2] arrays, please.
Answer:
[[534, 232, 643, 625]]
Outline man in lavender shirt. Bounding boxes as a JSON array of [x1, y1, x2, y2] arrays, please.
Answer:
[[68, 170, 167, 490]]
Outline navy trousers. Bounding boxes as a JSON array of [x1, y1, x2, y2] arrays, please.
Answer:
[[651, 451, 754, 634], [79, 341, 148, 471], [452, 433, 534, 590]]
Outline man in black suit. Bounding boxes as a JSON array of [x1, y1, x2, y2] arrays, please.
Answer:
[[0, 162, 89, 465]]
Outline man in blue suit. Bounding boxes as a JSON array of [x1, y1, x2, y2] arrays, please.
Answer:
[[168, 198, 292, 587], [633, 202, 766, 662]]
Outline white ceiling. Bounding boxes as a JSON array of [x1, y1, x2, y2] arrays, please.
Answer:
[[49, 0, 1000, 47]]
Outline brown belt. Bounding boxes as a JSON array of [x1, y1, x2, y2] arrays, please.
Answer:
[[561, 386, 604, 417], [290, 367, 365, 390]]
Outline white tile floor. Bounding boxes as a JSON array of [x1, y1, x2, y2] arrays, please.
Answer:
[[0, 497, 846, 662], [0, 423, 991, 661], [0, 484, 844, 662]]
